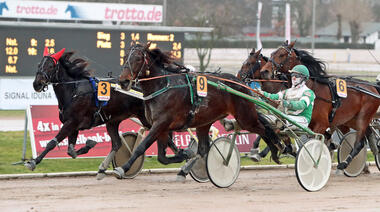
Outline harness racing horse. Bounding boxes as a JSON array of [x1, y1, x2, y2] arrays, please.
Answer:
[[29, 47, 192, 179], [237, 48, 294, 159], [114, 42, 284, 178], [260, 41, 380, 172]]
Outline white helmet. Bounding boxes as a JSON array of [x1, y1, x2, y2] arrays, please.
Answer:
[[376, 74, 380, 82], [185, 65, 196, 72]]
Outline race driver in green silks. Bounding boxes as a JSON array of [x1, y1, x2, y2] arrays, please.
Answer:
[[262, 64, 315, 128], [249, 65, 316, 162]]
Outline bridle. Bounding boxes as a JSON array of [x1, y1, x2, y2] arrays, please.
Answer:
[[122, 46, 151, 83], [36, 56, 60, 91], [268, 46, 294, 79], [240, 54, 263, 82]]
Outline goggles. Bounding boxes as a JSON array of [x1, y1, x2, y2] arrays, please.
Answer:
[[290, 72, 304, 78]]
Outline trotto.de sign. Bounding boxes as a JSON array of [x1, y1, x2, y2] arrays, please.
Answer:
[[0, 1, 163, 23]]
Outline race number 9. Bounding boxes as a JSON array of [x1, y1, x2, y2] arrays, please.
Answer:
[[197, 76, 207, 97], [98, 81, 111, 101], [336, 78, 347, 98]]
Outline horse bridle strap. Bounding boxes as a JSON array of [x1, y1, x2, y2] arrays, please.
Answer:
[[36, 56, 60, 91], [269, 46, 293, 77]]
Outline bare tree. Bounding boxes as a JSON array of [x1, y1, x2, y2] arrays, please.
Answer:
[[292, 0, 313, 37], [332, 0, 373, 44]]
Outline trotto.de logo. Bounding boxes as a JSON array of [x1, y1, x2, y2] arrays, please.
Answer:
[[0, 1, 163, 23]]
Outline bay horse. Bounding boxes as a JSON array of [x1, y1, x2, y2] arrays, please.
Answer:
[[237, 48, 294, 159], [29, 47, 192, 179], [260, 41, 380, 172], [114, 42, 284, 178]]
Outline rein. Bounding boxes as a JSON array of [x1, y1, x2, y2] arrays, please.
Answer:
[[200, 74, 279, 106]]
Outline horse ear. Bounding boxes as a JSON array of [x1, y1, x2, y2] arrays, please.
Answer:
[[250, 48, 256, 55], [254, 48, 262, 57], [130, 40, 136, 46], [51, 48, 66, 61], [289, 41, 296, 49], [145, 42, 152, 50], [43, 46, 49, 56]]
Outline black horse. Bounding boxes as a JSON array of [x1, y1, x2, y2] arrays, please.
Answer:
[[113, 42, 284, 178], [28, 47, 192, 179]]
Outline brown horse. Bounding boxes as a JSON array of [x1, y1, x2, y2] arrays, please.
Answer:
[[237, 48, 288, 93], [237, 48, 295, 159], [114, 42, 284, 178], [260, 41, 380, 171], [30, 48, 191, 179]]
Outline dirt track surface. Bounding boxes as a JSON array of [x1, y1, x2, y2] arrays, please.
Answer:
[[1, 167, 380, 212]]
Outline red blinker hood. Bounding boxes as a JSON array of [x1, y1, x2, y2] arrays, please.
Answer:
[[43, 47, 65, 64]]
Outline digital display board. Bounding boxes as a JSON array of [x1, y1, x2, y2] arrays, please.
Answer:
[[0, 22, 185, 77]]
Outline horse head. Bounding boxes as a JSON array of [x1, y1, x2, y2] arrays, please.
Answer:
[[260, 41, 300, 80], [119, 42, 152, 90], [237, 48, 266, 82], [33, 47, 65, 92]]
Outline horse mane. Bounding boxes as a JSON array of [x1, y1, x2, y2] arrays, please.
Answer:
[[261, 54, 268, 62], [148, 48, 174, 65], [293, 48, 329, 83], [59, 52, 93, 79]]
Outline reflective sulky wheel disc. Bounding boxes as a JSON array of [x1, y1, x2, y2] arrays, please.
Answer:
[[112, 132, 145, 179], [188, 139, 209, 183], [295, 139, 331, 192], [206, 137, 240, 188], [337, 132, 367, 177], [375, 149, 380, 172]]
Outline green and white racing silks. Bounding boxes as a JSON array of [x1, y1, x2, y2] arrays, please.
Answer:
[[263, 84, 315, 123]]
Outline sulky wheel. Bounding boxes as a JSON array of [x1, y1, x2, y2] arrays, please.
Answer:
[[375, 149, 380, 172], [206, 137, 240, 188], [112, 132, 145, 179], [188, 138, 209, 183], [295, 138, 331, 192], [337, 131, 367, 177]]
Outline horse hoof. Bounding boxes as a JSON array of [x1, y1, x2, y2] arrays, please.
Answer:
[[249, 153, 261, 162], [67, 144, 77, 159], [335, 169, 344, 176], [96, 172, 106, 180], [112, 167, 125, 179], [86, 139, 97, 148], [176, 174, 186, 182], [24, 160, 36, 171]]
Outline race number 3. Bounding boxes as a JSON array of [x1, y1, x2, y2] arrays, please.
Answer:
[[197, 76, 207, 97], [336, 78, 347, 98], [98, 81, 111, 101]]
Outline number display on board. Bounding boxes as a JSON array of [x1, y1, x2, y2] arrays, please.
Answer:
[[0, 23, 185, 77]]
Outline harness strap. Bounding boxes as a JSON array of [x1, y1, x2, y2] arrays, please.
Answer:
[[89, 77, 110, 123], [328, 80, 341, 123]]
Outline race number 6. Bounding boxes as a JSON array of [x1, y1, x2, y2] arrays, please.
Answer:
[[336, 78, 347, 98]]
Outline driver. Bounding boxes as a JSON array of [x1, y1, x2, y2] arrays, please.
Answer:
[[261, 64, 315, 128], [249, 65, 315, 161]]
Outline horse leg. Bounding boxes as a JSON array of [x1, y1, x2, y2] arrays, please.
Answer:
[[176, 125, 212, 181], [249, 135, 270, 162], [24, 121, 76, 171], [257, 114, 282, 163], [112, 122, 167, 179], [67, 130, 79, 159], [157, 134, 192, 165], [336, 129, 369, 172], [97, 121, 121, 180]]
